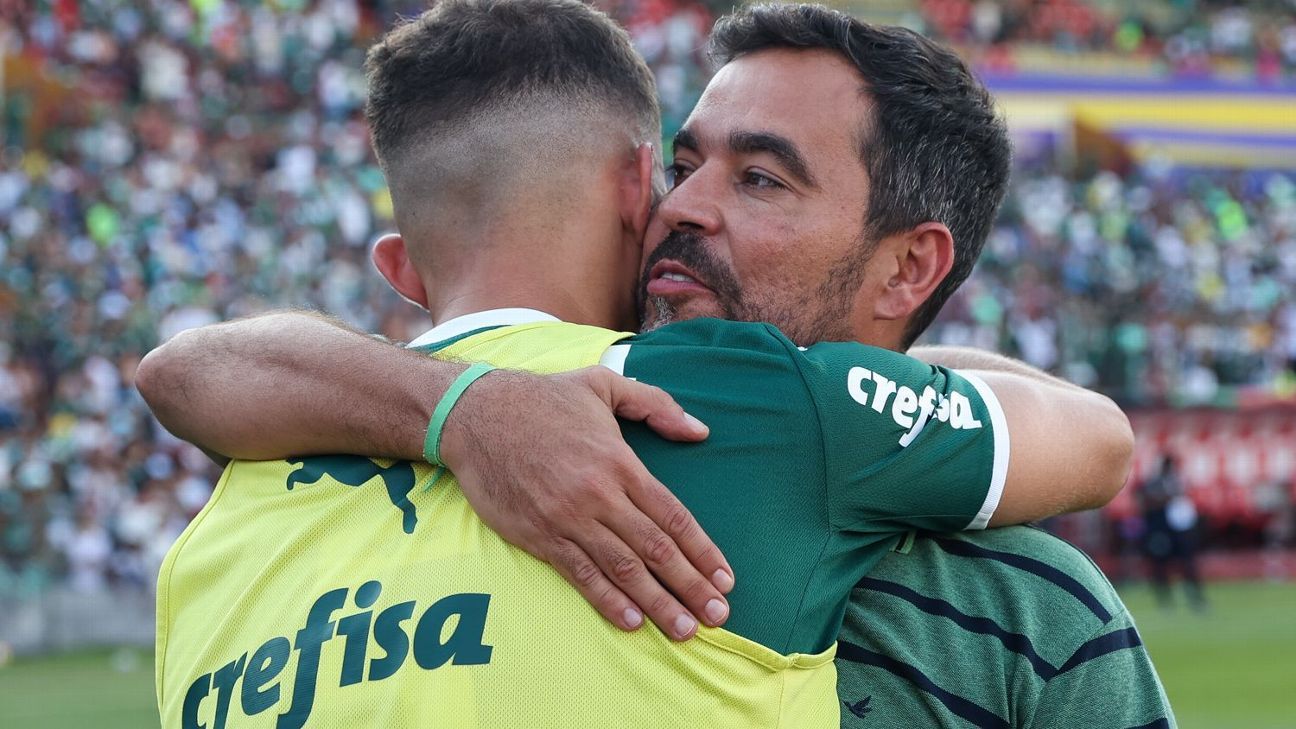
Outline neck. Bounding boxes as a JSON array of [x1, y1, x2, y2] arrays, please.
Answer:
[[405, 161, 643, 331], [423, 231, 638, 332], [430, 270, 625, 329]]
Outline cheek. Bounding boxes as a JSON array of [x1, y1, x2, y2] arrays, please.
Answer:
[[727, 205, 792, 263], [640, 217, 670, 270], [731, 220, 832, 294], [731, 241, 799, 305]]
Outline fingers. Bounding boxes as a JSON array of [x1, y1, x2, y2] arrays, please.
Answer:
[[460, 367, 728, 642], [537, 504, 714, 640], [544, 537, 645, 632], [628, 473, 735, 597], [602, 497, 732, 633], [598, 369, 709, 443], [577, 522, 702, 641]]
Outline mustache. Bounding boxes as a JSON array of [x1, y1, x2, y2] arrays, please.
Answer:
[[637, 231, 742, 309]]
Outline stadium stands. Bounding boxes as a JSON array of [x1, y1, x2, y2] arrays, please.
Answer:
[[911, 0, 1296, 74], [0, 0, 1292, 598]]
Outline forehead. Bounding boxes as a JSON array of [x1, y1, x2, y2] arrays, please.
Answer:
[[686, 47, 870, 163]]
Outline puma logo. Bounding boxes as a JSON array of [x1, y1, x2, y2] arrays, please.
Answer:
[[286, 455, 419, 534]]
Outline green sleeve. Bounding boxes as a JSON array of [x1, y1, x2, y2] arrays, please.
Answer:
[[792, 340, 1009, 532], [1026, 613, 1177, 729], [616, 319, 825, 488], [617, 319, 1008, 533]]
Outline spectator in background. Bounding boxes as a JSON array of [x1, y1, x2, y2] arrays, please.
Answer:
[[60, 505, 112, 594], [1139, 454, 1208, 610]]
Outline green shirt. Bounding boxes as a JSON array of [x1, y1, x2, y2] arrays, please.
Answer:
[[835, 526, 1175, 728], [425, 317, 1008, 655]]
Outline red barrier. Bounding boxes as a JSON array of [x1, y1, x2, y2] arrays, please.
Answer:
[[1109, 408, 1296, 522]]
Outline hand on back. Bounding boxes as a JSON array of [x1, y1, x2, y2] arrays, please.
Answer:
[[439, 366, 734, 640]]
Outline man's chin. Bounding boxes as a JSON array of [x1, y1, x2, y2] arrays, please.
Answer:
[[640, 296, 724, 333], [639, 297, 673, 333]]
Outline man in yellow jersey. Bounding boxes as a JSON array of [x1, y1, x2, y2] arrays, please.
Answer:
[[139, 2, 1138, 727]]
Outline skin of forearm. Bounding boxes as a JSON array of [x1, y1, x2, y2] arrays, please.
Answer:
[[908, 346, 1134, 517], [906, 345, 1084, 392], [136, 310, 464, 461], [981, 368, 1134, 518], [906, 345, 1127, 443]]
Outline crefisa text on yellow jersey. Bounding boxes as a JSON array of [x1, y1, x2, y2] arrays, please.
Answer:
[[179, 581, 493, 729]]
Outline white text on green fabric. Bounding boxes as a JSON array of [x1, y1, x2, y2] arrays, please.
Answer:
[[846, 366, 983, 447]]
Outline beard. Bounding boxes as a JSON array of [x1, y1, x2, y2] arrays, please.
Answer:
[[637, 230, 746, 332], [635, 228, 876, 345]]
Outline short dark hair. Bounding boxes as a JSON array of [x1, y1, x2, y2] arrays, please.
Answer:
[[364, 0, 659, 169], [710, 4, 1012, 348]]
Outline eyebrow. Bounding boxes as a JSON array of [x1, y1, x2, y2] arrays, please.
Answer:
[[729, 130, 819, 189], [673, 128, 700, 154], [673, 127, 819, 190]]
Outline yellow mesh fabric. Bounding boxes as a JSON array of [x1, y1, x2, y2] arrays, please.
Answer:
[[157, 322, 841, 728]]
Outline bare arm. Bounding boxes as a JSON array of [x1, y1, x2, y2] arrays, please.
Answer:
[[908, 345, 1135, 526], [139, 312, 450, 461], [137, 310, 734, 640]]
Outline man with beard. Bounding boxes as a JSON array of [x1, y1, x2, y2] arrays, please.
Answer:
[[140, 2, 1169, 726]]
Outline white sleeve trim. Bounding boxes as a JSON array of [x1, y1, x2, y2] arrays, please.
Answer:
[[599, 344, 632, 376], [956, 371, 1010, 530]]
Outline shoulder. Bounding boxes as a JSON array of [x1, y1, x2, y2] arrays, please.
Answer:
[[839, 527, 1167, 728], [630, 317, 896, 354], [914, 527, 1124, 619], [620, 319, 809, 389], [926, 526, 1111, 577], [853, 526, 1128, 661], [625, 319, 916, 384], [627, 318, 797, 355]]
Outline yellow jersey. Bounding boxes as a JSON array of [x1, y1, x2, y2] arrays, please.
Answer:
[[156, 321, 840, 728]]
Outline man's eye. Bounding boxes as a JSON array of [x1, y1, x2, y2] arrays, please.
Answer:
[[666, 163, 692, 189], [743, 171, 784, 190]]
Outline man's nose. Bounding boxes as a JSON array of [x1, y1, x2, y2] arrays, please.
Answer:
[[658, 169, 722, 237]]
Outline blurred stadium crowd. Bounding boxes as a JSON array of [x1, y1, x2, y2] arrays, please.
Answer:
[[919, 0, 1296, 75], [1, 0, 1293, 595]]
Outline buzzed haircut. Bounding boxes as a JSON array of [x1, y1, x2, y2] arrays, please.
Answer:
[[710, 4, 1012, 348], [364, 0, 661, 225]]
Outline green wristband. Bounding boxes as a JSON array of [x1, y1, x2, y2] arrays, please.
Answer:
[[423, 363, 497, 467]]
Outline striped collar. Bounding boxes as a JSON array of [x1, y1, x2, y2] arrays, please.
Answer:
[[407, 308, 561, 349]]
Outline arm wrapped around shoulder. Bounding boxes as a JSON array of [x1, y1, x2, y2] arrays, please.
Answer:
[[907, 346, 1135, 526]]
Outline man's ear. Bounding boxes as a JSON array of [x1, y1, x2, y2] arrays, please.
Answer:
[[872, 222, 954, 321], [371, 233, 430, 309], [618, 143, 658, 244]]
